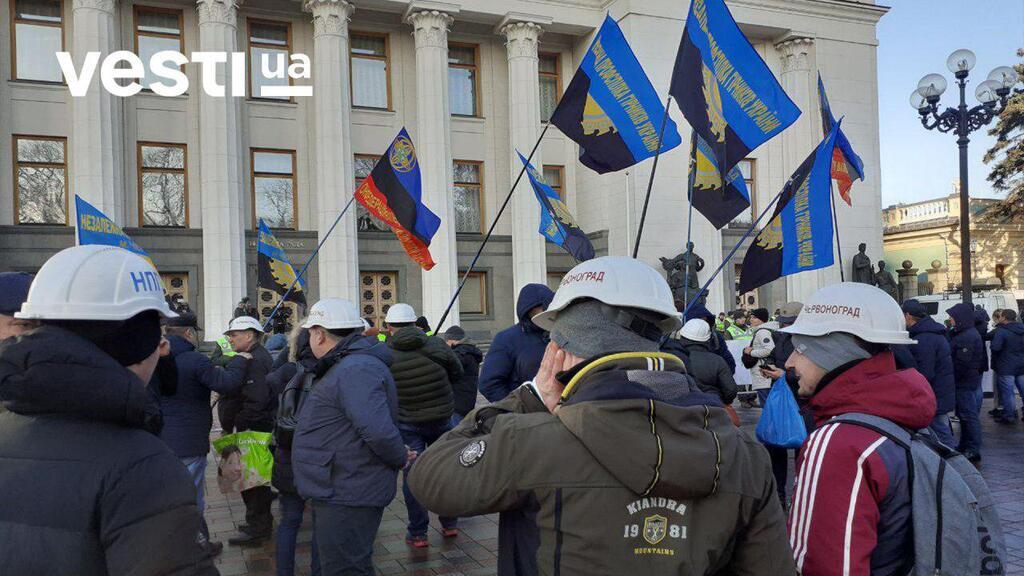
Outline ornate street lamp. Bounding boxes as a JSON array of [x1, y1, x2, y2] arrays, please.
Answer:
[[911, 49, 1021, 304]]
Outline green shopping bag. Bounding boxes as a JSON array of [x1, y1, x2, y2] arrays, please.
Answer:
[[212, 431, 274, 493]]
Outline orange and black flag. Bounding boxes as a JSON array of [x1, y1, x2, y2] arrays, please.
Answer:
[[818, 74, 865, 205], [354, 128, 441, 270]]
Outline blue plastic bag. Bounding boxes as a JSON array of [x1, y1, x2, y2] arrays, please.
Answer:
[[756, 378, 807, 448]]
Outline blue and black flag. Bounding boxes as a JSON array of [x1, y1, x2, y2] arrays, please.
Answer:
[[818, 74, 865, 205], [550, 14, 681, 174], [690, 133, 752, 229], [738, 122, 842, 294], [670, 0, 800, 175], [257, 218, 307, 306], [519, 152, 595, 262]]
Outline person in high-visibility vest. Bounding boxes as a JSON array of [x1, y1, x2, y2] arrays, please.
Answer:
[[724, 310, 752, 341]]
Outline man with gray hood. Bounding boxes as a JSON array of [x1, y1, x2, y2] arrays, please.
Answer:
[[409, 256, 793, 575]]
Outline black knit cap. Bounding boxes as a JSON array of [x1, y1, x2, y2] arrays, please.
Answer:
[[49, 311, 163, 367], [751, 308, 770, 323]]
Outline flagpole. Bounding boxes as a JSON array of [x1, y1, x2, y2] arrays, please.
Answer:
[[632, 96, 673, 259], [261, 195, 358, 332], [830, 182, 845, 282], [682, 187, 786, 319], [434, 123, 552, 332], [682, 132, 697, 310]]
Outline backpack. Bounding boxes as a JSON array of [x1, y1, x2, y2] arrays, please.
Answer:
[[274, 370, 316, 449], [829, 413, 1006, 576]]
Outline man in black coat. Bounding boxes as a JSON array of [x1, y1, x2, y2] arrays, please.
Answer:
[[902, 300, 957, 446], [442, 325, 483, 423], [161, 310, 248, 556], [221, 315, 276, 545], [948, 302, 985, 461], [0, 244, 217, 575]]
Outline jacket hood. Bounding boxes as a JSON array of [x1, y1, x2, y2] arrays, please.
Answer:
[[908, 316, 947, 337], [999, 321, 1024, 336], [453, 342, 483, 362], [948, 303, 976, 333], [0, 326, 162, 433], [167, 333, 195, 356], [555, 352, 737, 499], [389, 326, 429, 351], [810, 352, 936, 430], [683, 303, 714, 322], [516, 284, 555, 328], [316, 333, 392, 377], [974, 308, 990, 325], [288, 327, 317, 367]]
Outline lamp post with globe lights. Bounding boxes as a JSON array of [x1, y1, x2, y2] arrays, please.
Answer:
[[910, 49, 1021, 304]]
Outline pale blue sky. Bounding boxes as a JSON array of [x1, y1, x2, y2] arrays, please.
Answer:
[[877, 0, 1024, 207]]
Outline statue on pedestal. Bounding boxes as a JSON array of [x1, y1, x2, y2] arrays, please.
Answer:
[[661, 242, 706, 306], [852, 243, 874, 285], [874, 260, 899, 301]]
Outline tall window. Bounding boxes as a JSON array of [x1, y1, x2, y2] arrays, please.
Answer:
[[134, 7, 183, 91], [730, 159, 756, 225], [453, 161, 483, 233], [458, 271, 487, 315], [539, 52, 561, 122], [138, 143, 187, 227], [12, 0, 64, 82], [248, 20, 291, 100], [14, 135, 67, 224], [543, 165, 565, 200], [350, 32, 390, 109], [354, 154, 388, 232], [252, 149, 296, 229], [448, 44, 479, 117]]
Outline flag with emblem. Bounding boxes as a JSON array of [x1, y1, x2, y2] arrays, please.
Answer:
[[518, 151, 595, 262], [257, 218, 307, 307], [738, 121, 842, 294], [817, 74, 864, 205], [75, 195, 155, 268], [689, 133, 752, 229], [550, 14, 682, 174], [670, 0, 800, 176], [354, 128, 441, 270]]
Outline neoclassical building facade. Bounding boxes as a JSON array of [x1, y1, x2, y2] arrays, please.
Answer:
[[0, 0, 888, 337]]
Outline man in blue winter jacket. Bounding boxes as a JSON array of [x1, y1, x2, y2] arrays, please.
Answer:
[[161, 310, 248, 556], [902, 300, 957, 447], [947, 302, 985, 461], [479, 284, 554, 402], [991, 308, 1024, 423], [293, 299, 409, 576]]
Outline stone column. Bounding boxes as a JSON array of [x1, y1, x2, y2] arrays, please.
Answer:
[[898, 261, 919, 301], [306, 0, 358, 302], [70, 0, 121, 220], [777, 37, 824, 303], [197, 0, 246, 334], [406, 6, 459, 325], [500, 19, 547, 300]]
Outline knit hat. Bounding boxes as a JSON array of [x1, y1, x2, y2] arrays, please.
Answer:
[[549, 300, 660, 359], [901, 299, 928, 319], [0, 272, 33, 315], [791, 332, 872, 374], [750, 308, 770, 323]]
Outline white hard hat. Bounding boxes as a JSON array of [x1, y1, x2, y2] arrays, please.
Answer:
[[781, 282, 915, 345], [16, 245, 176, 321], [385, 303, 418, 324], [301, 298, 365, 330], [225, 315, 264, 334], [533, 256, 682, 334], [680, 318, 711, 342]]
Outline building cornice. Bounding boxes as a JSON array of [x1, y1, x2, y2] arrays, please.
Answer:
[[728, 0, 889, 26]]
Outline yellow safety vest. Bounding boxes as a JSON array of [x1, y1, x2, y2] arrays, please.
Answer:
[[216, 336, 237, 357], [726, 325, 752, 341]]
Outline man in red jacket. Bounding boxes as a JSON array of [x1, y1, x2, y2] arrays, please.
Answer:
[[781, 283, 936, 576]]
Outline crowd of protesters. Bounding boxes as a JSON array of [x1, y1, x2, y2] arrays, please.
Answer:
[[0, 247, 1013, 575]]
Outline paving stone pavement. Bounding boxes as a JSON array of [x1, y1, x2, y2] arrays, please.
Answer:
[[205, 397, 1024, 576]]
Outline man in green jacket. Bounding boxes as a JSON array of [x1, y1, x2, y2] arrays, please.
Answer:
[[384, 303, 464, 548], [409, 257, 793, 575]]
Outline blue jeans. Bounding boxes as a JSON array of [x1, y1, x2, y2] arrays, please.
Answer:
[[181, 456, 208, 537], [929, 413, 956, 448], [997, 374, 1024, 418], [276, 491, 320, 576], [955, 387, 982, 454], [312, 502, 384, 576], [399, 419, 457, 537]]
